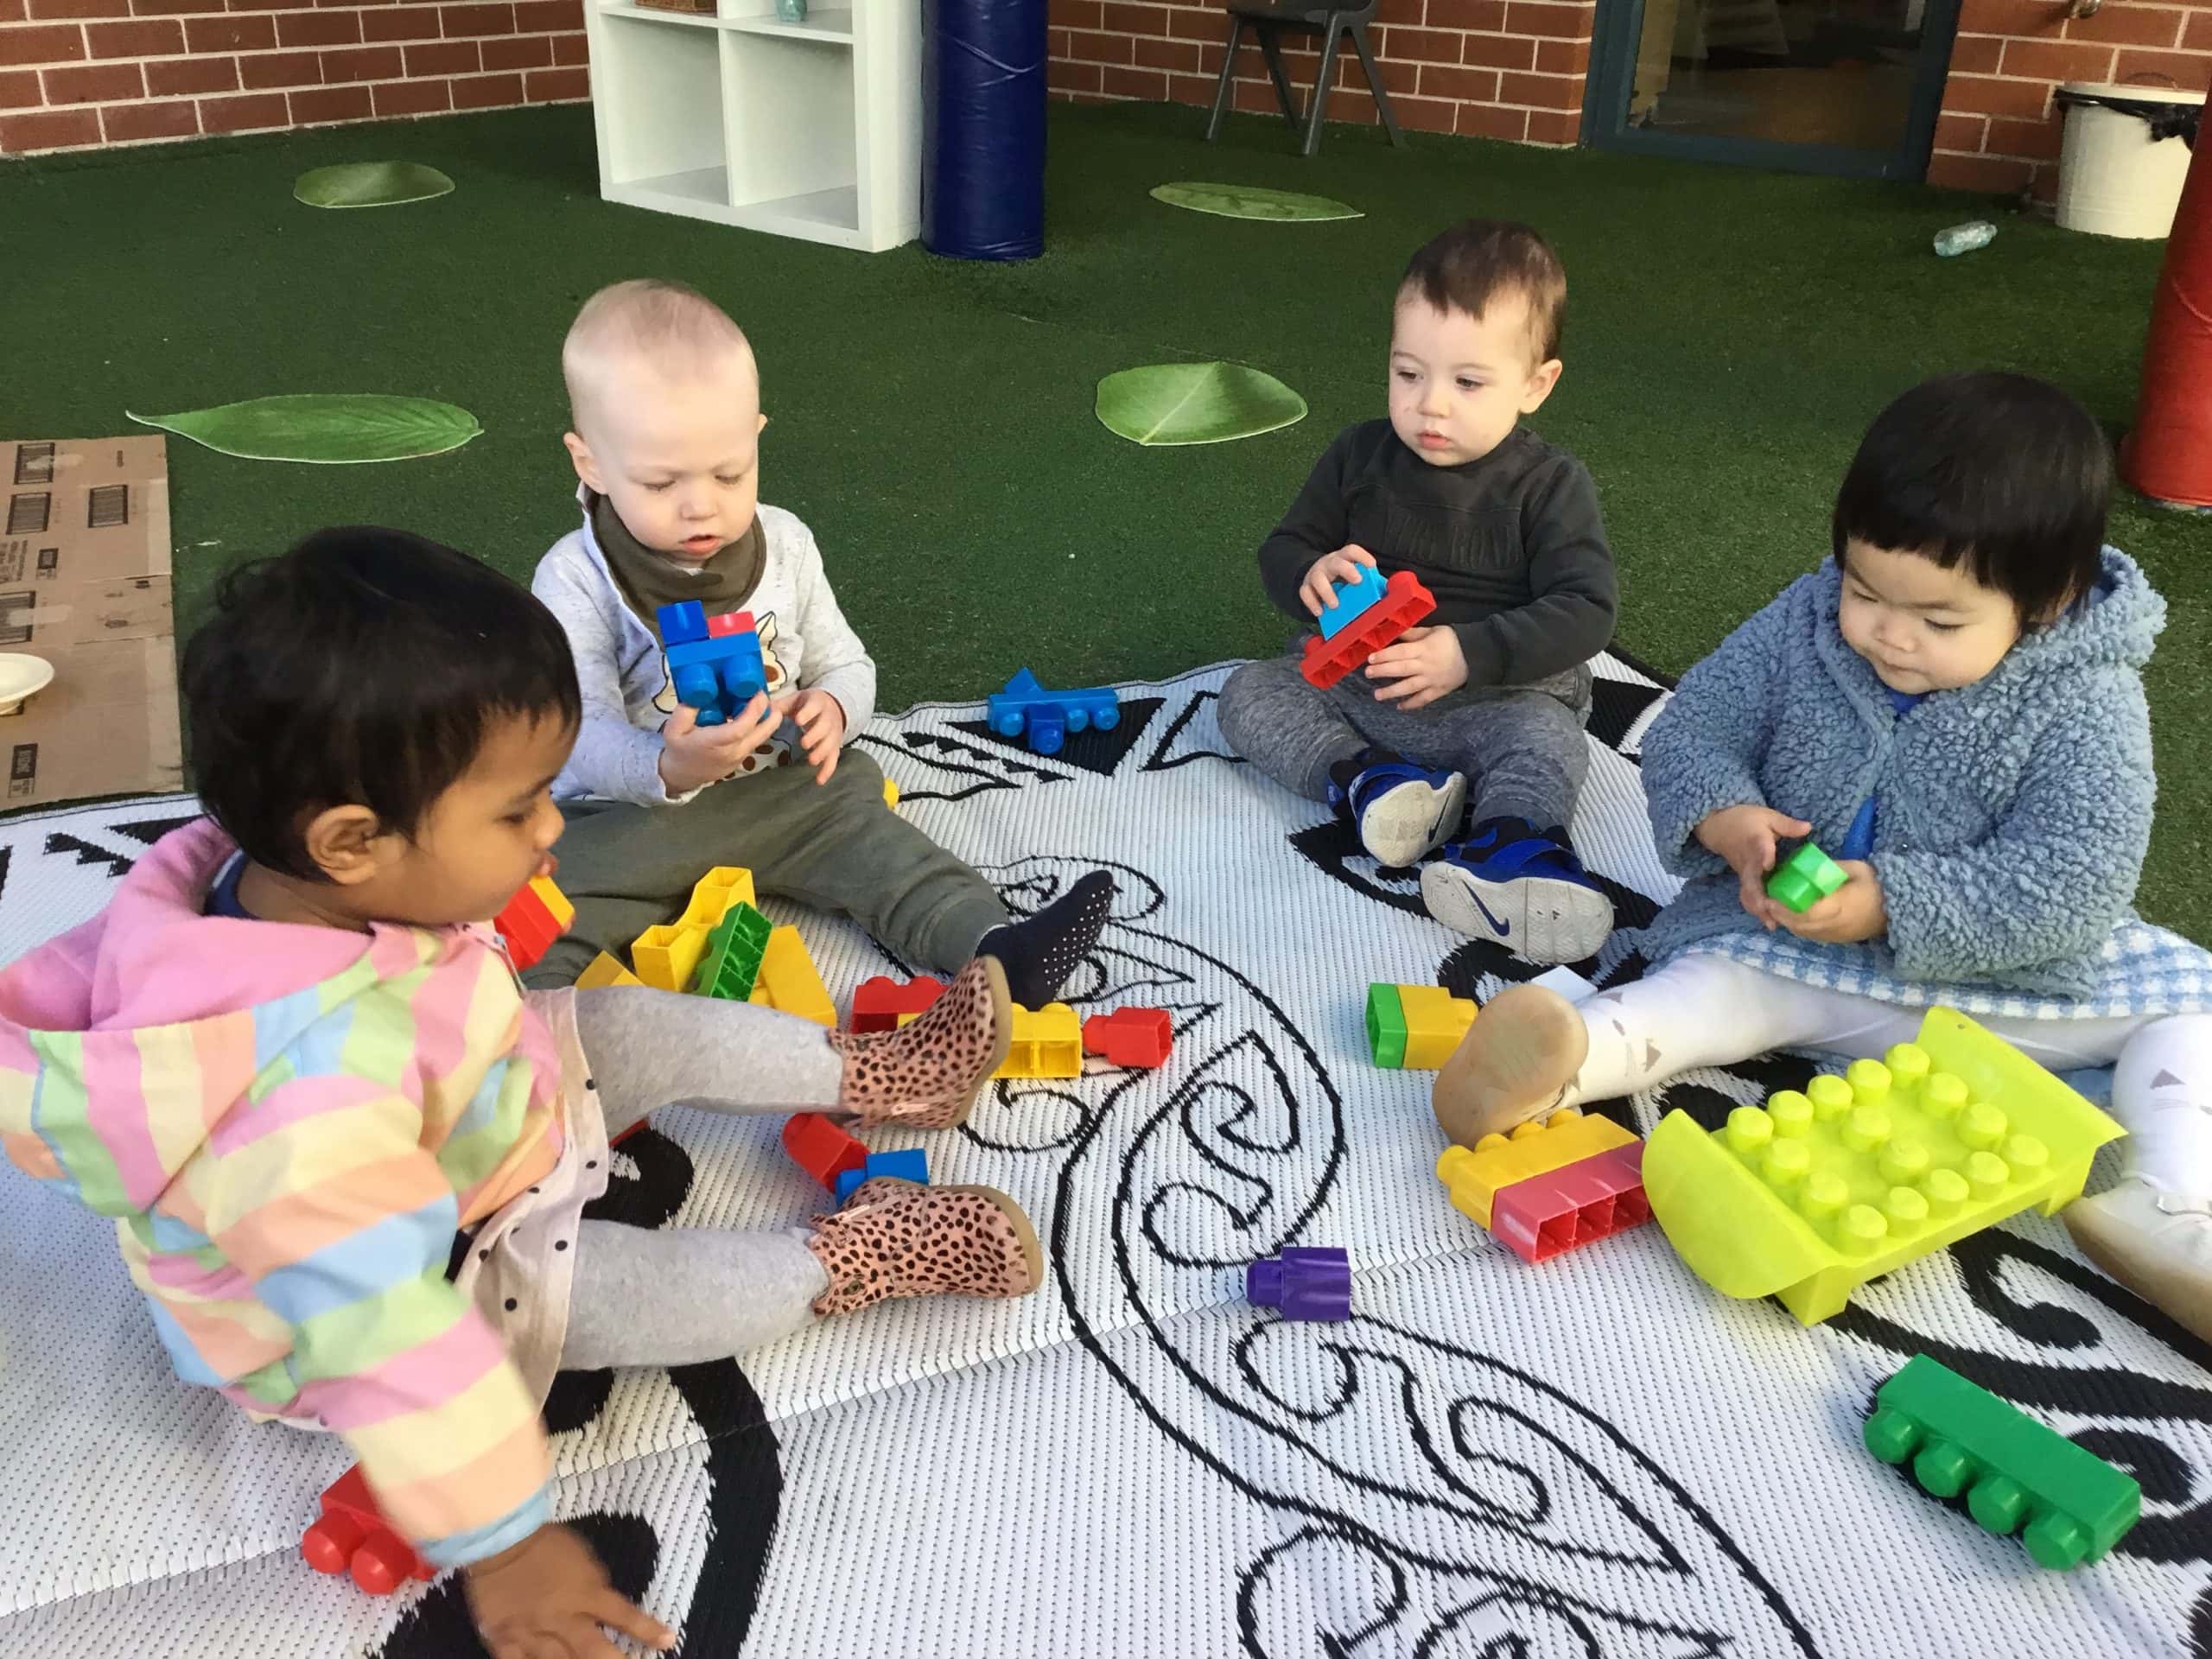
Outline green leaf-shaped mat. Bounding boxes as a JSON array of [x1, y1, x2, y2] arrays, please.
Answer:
[[295, 162, 455, 209], [1095, 363, 1306, 448], [128, 395, 483, 464], [1149, 181, 1361, 222]]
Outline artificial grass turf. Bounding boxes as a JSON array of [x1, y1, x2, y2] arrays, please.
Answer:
[[3, 99, 2208, 933]]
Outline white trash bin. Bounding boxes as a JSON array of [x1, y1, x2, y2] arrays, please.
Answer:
[[2056, 82, 2204, 239]]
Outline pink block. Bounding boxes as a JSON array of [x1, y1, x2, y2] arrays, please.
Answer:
[[1490, 1142, 1649, 1264]]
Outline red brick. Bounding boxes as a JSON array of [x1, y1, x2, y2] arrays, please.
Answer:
[[0, 0, 22, 18], [322, 41, 400, 77], [1378, 25, 1461, 62], [1167, 5, 1219, 40], [28, 0, 125, 17], [550, 29, 582, 62], [1955, 0, 2064, 32], [1393, 92, 1457, 133], [1132, 35, 1196, 71], [278, 9, 360, 44], [512, 0, 575, 29], [101, 96, 199, 139], [442, 0, 512, 32], [2066, 4, 2183, 47], [2114, 47, 2211, 88], [41, 58, 139, 99], [1526, 105, 1577, 143], [1499, 69, 1580, 108], [182, 11, 270, 48], [1375, 0, 1422, 22], [0, 22, 86, 62], [2187, 10, 2212, 52], [1046, 57, 1101, 94], [1167, 70, 1211, 105], [372, 73, 448, 111], [360, 3, 438, 36], [1229, 74, 1271, 112], [1501, 2, 1592, 41], [1462, 32, 1535, 69], [1986, 111, 2063, 161], [1047, 0, 1098, 25], [1458, 99, 1527, 141], [128, 0, 225, 11], [479, 29, 543, 66], [1101, 61, 1166, 99], [522, 60, 581, 98], [1535, 35, 1589, 74], [145, 51, 233, 91], [0, 103, 99, 146], [1924, 149, 2036, 193], [405, 35, 476, 71], [1998, 37, 2115, 79], [288, 79, 371, 120], [1420, 62, 1498, 100], [0, 66, 35, 104], [1947, 35, 2001, 75], [1941, 73, 2053, 118], [1340, 50, 1416, 93], [1099, 1, 1166, 34], [199, 88, 288, 130], [450, 66, 520, 105], [1427, 0, 1504, 25], [1066, 26, 1131, 62], [86, 15, 179, 50], [240, 48, 318, 86], [1932, 110, 1987, 153]]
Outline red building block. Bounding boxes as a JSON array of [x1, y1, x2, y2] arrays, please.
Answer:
[[781, 1113, 869, 1191], [301, 1465, 435, 1595], [1300, 571, 1437, 690], [1083, 1007, 1173, 1067], [1488, 1141, 1649, 1264], [493, 876, 571, 974], [706, 609, 756, 639], [851, 975, 946, 1033]]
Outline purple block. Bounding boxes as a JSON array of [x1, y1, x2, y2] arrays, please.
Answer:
[[1247, 1246, 1351, 1321]]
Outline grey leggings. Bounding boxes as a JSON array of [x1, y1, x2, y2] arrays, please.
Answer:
[[1216, 650, 1592, 831], [556, 988, 838, 1370]]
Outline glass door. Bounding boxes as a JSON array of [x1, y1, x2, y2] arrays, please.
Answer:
[[1586, 0, 1962, 180]]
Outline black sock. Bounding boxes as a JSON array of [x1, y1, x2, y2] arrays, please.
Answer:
[[977, 869, 1116, 1009], [1471, 814, 1552, 844], [1326, 747, 1402, 799]]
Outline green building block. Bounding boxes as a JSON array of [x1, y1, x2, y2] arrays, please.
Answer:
[[1365, 983, 1407, 1068], [1768, 842, 1847, 913], [690, 900, 772, 1001], [1863, 1356, 2139, 1569]]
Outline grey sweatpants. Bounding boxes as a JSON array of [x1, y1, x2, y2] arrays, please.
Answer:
[[556, 987, 840, 1369], [1216, 650, 1593, 831], [528, 745, 1008, 990]]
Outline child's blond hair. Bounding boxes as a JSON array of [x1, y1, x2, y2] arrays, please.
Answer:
[[563, 278, 754, 435]]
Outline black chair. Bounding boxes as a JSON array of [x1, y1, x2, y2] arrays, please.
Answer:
[[1203, 1, 1406, 158]]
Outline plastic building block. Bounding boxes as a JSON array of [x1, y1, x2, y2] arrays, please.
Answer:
[[690, 900, 773, 1001], [677, 865, 757, 931], [493, 876, 572, 973], [1300, 571, 1436, 690], [833, 1147, 930, 1202], [658, 601, 766, 725], [1864, 1356, 2139, 1568], [746, 925, 836, 1027], [851, 975, 946, 1033], [782, 1113, 868, 1191], [1768, 842, 1847, 913], [883, 777, 899, 810], [901, 1001, 1084, 1077], [987, 667, 1122, 756], [1247, 1246, 1351, 1320], [1366, 983, 1476, 1070], [1489, 1141, 1649, 1262], [1643, 1007, 2125, 1325], [1317, 562, 1389, 640], [575, 950, 645, 991], [1435, 1108, 1637, 1230], [301, 1465, 435, 1595], [1084, 1006, 1173, 1067], [632, 923, 709, 993]]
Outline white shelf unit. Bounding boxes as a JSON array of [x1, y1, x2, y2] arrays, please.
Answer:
[[583, 0, 920, 253]]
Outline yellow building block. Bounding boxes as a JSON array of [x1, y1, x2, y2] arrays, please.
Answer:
[[749, 926, 836, 1028], [575, 951, 644, 991], [677, 866, 757, 931], [530, 875, 575, 931], [1434, 1108, 1637, 1229], [1400, 985, 1477, 1069], [1643, 1007, 2126, 1325], [883, 777, 899, 810], [632, 924, 709, 994], [899, 1001, 1084, 1078]]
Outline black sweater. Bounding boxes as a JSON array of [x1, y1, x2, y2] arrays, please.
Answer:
[[1257, 421, 1618, 688]]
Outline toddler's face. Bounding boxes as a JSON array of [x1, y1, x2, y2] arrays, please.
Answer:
[[1837, 540, 2024, 694], [567, 348, 765, 564], [1387, 292, 1560, 469], [365, 713, 573, 930]]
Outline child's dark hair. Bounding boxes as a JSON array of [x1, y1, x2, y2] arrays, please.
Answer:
[[1834, 372, 2111, 624], [183, 527, 581, 881], [1399, 219, 1568, 365]]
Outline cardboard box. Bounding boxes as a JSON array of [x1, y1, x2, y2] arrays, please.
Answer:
[[0, 437, 182, 808]]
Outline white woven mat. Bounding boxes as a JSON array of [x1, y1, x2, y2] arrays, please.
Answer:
[[0, 659, 2205, 1658]]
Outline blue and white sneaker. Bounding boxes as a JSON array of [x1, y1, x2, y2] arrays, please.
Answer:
[[1421, 817, 1615, 965], [1326, 753, 1466, 869]]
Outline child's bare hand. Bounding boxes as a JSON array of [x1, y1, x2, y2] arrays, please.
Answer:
[[464, 1523, 673, 1659], [779, 689, 847, 784], [1363, 626, 1467, 710], [1299, 545, 1377, 618], [1694, 803, 1812, 928], [1776, 860, 1888, 944], [658, 694, 779, 796]]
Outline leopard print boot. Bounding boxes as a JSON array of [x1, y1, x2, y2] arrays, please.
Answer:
[[830, 956, 1012, 1129], [804, 1178, 1043, 1315]]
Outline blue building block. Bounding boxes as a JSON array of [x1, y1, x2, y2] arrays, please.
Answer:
[[658, 601, 766, 726], [833, 1147, 930, 1203], [987, 667, 1120, 756], [1317, 563, 1389, 640], [660, 600, 709, 646]]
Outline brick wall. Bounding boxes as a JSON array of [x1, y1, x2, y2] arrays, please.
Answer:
[[0, 0, 588, 156], [1049, 0, 1597, 146], [1929, 0, 2211, 196]]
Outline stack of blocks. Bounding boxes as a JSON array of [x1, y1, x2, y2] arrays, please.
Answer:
[[1366, 983, 1477, 1069], [691, 903, 775, 1001], [658, 601, 766, 725], [780, 1109, 930, 1202], [1435, 1109, 1651, 1263], [1316, 563, 1390, 639], [988, 667, 1121, 756], [1300, 570, 1435, 689], [1768, 842, 1848, 912], [493, 877, 573, 974], [1642, 1007, 2125, 1324]]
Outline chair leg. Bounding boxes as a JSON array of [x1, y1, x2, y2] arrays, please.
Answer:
[[1205, 19, 1243, 143], [1302, 18, 1344, 156], [1348, 22, 1405, 149], [1256, 28, 1302, 133]]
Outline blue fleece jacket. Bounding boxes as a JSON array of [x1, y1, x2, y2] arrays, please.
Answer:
[[1637, 548, 2165, 1003]]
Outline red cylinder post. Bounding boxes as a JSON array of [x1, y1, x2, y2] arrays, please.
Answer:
[[2124, 133, 2212, 508]]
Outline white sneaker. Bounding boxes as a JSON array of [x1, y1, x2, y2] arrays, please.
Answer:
[[2064, 1176, 2212, 1346]]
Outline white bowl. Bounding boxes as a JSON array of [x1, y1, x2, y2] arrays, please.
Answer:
[[0, 654, 54, 715]]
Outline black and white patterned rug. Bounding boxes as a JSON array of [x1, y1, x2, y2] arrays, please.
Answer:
[[0, 658, 2206, 1658]]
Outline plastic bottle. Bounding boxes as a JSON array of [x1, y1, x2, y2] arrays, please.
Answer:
[[1934, 221, 1998, 257]]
